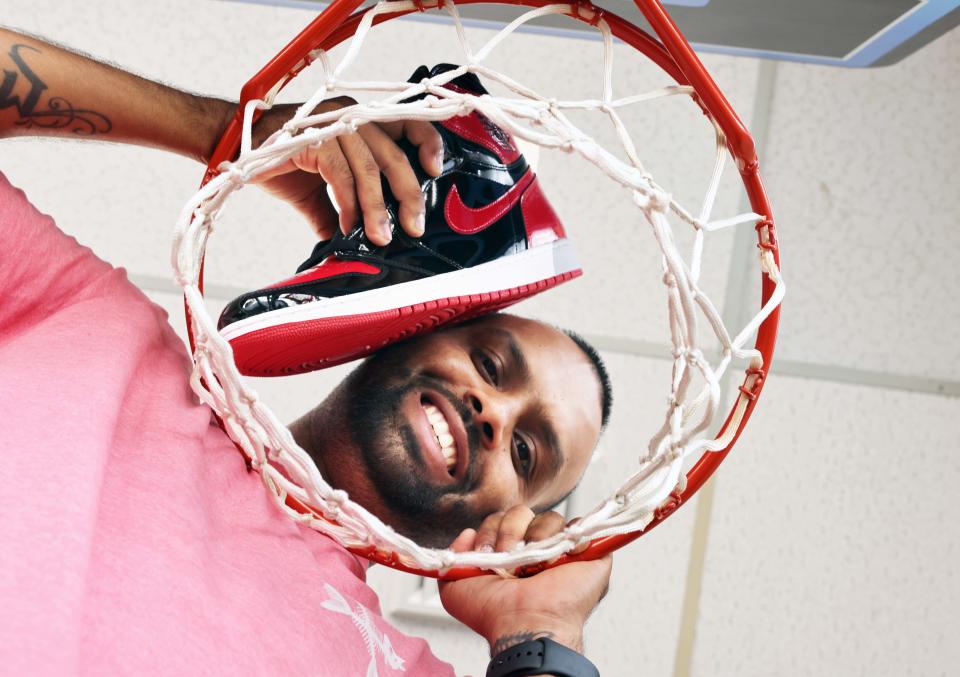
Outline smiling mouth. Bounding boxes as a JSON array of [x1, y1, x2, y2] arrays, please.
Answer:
[[421, 399, 458, 476]]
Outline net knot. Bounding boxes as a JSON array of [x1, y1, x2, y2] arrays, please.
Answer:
[[221, 163, 249, 186], [565, 523, 585, 542], [328, 489, 349, 506], [573, 0, 605, 27], [654, 490, 683, 520], [634, 188, 671, 214], [324, 500, 342, 522], [664, 446, 682, 464], [282, 120, 300, 136], [438, 550, 457, 569], [738, 366, 766, 401], [755, 218, 778, 251]]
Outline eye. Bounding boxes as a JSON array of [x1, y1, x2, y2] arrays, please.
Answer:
[[474, 350, 500, 386], [513, 434, 533, 477]]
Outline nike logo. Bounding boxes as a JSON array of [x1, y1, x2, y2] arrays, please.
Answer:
[[444, 169, 534, 235]]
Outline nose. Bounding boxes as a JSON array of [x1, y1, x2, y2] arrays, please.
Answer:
[[464, 388, 512, 451]]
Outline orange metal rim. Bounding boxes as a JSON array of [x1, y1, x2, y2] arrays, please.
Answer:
[[196, 0, 781, 579]]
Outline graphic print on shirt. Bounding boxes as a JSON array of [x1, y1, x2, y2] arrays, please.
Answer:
[[322, 583, 406, 677]]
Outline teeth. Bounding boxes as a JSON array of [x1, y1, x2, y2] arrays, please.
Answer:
[[442, 445, 456, 467], [422, 402, 458, 473]]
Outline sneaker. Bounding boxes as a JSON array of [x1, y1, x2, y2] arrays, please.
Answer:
[[218, 64, 581, 376]]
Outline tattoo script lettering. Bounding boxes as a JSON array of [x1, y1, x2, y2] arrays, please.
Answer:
[[0, 43, 111, 135]]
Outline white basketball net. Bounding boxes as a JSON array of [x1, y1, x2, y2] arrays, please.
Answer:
[[172, 0, 784, 574]]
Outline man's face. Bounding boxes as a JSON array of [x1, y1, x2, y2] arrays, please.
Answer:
[[292, 314, 603, 547]]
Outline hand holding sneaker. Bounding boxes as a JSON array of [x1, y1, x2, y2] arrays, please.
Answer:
[[250, 96, 445, 245]]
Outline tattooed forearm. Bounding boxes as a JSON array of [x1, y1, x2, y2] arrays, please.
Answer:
[[1, 43, 111, 135]]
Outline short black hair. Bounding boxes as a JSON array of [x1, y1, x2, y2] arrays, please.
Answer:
[[562, 329, 613, 431]]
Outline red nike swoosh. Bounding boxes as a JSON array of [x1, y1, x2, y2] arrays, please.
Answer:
[[444, 169, 534, 235]]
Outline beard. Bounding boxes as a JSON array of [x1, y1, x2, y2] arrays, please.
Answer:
[[343, 344, 485, 547]]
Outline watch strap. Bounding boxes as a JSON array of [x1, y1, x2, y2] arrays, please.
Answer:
[[486, 637, 600, 677]]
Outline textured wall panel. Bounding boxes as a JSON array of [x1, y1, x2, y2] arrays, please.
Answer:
[[691, 374, 960, 676], [760, 30, 960, 381]]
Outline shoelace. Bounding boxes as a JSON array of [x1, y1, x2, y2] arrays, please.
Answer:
[[294, 222, 465, 278]]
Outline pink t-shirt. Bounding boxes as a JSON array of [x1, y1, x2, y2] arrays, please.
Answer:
[[0, 172, 456, 676]]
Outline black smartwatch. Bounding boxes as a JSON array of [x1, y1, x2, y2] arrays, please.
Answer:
[[486, 637, 600, 677]]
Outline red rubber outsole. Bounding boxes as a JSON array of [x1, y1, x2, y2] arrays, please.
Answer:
[[228, 269, 582, 376]]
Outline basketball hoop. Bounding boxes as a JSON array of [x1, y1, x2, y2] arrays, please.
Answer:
[[173, 0, 783, 579]]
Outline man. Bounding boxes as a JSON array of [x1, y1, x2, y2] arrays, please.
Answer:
[[0, 28, 611, 675], [294, 312, 612, 549]]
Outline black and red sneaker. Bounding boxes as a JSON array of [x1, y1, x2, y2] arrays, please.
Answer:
[[218, 65, 581, 376]]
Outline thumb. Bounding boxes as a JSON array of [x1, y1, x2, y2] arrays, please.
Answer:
[[438, 528, 477, 597], [448, 528, 477, 553]]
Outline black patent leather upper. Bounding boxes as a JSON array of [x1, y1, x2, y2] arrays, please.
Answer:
[[219, 65, 537, 329]]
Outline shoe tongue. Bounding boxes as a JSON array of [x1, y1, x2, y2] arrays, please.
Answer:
[[295, 237, 334, 274], [403, 63, 490, 99], [294, 222, 399, 274]]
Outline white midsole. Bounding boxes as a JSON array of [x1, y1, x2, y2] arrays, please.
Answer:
[[220, 238, 580, 341]]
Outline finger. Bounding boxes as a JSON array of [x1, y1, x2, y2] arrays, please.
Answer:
[[448, 528, 477, 553], [593, 557, 613, 604], [358, 124, 426, 238], [406, 120, 445, 176], [382, 119, 444, 176], [597, 560, 612, 603], [302, 185, 341, 240], [579, 556, 613, 615], [474, 511, 505, 553], [495, 505, 536, 553], [523, 510, 566, 544], [294, 144, 358, 237], [337, 132, 392, 246]]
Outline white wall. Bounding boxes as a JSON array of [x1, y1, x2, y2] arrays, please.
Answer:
[[2, 1, 957, 675], [688, 29, 960, 677]]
